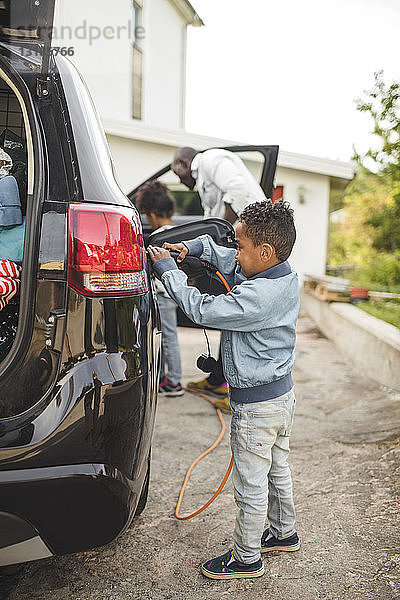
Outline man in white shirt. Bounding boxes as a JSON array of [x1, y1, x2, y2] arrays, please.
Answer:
[[171, 147, 267, 407], [172, 147, 266, 224]]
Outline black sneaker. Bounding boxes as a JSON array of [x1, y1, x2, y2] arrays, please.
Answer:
[[261, 528, 300, 553], [201, 549, 264, 580], [158, 378, 184, 397]]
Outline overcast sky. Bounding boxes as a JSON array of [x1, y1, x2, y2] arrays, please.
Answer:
[[185, 0, 400, 162]]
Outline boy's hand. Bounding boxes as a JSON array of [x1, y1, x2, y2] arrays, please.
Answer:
[[163, 242, 188, 263], [148, 246, 171, 263]]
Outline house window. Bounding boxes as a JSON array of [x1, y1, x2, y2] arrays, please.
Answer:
[[131, 0, 144, 120], [272, 185, 284, 203]]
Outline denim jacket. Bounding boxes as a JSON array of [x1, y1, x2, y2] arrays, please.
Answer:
[[153, 235, 300, 403]]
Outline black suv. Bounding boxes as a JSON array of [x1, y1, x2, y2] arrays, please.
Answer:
[[0, 1, 161, 566], [0, 1, 279, 568]]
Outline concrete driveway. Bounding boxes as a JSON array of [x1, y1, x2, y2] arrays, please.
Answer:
[[3, 314, 400, 600]]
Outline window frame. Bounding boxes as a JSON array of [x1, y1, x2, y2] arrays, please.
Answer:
[[131, 0, 144, 120], [0, 56, 42, 383]]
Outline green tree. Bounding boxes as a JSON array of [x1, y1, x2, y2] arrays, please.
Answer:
[[354, 71, 400, 254], [355, 70, 400, 178], [330, 72, 400, 292]]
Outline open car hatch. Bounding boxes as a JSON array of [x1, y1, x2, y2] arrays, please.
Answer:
[[0, 0, 56, 74]]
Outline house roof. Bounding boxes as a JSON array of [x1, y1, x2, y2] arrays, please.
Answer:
[[168, 0, 204, 26], [102, 118, 355, 181]]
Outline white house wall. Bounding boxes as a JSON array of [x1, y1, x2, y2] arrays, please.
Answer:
[[53, 0, 132, 121], [107, 134, 176, 190], [144, 0, 187, 129], [54, 0, 187, 128], [275, 167, 330, 280]]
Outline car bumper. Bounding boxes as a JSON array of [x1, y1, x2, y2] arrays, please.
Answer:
[[0, 462, 141, 565]]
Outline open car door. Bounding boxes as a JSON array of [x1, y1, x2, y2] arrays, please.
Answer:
[[129, 145, 279, 204], [130, 144, 279, 241], [0, 0, 55, 73]]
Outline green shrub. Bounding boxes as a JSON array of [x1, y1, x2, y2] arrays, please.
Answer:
[[358, 300, 400, 329], [355, 251, 400, 293]]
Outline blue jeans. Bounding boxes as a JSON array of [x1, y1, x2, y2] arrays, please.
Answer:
[[230, 388, 296, 563], [158, 294, 182, 386]]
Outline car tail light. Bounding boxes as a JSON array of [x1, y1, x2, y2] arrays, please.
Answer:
[[68, 202, 148, 297]]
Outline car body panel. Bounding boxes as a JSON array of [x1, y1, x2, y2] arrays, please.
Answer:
[[0, 26, 161, 565], [0, 464, 133, 555]]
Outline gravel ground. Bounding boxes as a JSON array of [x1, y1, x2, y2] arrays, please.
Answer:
[[2, 314, 400, 600]]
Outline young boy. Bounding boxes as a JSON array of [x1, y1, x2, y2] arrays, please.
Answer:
[[148, 200, 300, 580], [136, 180, 184, 396]]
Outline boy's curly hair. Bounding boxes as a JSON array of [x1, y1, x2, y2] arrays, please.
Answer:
[[135, 180, 175, 218], [240, 200, 296, 261]]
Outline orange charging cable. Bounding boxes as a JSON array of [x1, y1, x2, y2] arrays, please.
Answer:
[[174, 267, 234, 521], [175, 388, 234, 520]]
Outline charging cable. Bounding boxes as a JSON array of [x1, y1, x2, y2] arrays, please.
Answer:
[[174, 268, 234, 521]]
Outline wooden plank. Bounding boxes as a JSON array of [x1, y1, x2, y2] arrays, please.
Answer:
[[369, 291, 400, 301], [304, 273, 351, 288], [312, 284, 350, 303]]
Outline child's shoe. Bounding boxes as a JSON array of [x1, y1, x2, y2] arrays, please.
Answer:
[[201, 549, 264, 580], [213, 396, 231, 413], [260, 528, 300, 553], [158, 377, 184, 397], [187, 377, 228, 397]]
